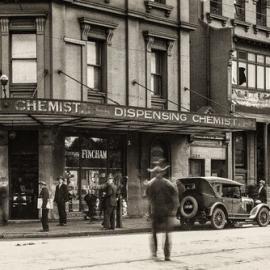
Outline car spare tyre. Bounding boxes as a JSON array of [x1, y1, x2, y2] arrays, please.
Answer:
[[180, 195, 198, 219]]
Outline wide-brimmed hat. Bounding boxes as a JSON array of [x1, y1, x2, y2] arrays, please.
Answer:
[[147, 165, 170, 173], [39, 181, 46, 186], [259, 180, 266, 185]]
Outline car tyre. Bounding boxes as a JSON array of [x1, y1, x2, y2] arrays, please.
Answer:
[[180, 195, 198, 219], [256, 207, 269, 227], [211, 207, 226, 230]]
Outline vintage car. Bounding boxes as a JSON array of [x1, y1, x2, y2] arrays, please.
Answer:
[[177, 177, 270, 230]]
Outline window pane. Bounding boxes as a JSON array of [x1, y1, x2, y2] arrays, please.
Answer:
[[248, 53, 255, 61], [238, 51, 247, 60], [151, 74, 161, 95], [266, 67, 270, 90], [248, 64, 255, 88], [87, 41, 100, 65], [12, 34, 36, 58], [12, 60, 37, 83], [87, 66, 101, 89], [238, 62, 247, 86], [257, 55, 264, 64], [151, 52, 157, 73], [257, 65, 265, 89], [266, 56, 270, 65], [232, 61, 237, 85], [65, 137, 80, 167]]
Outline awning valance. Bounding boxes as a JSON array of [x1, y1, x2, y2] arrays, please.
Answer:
[[0, 98, 256, 135]]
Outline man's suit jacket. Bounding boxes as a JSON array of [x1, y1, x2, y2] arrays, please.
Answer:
[[104, 183, 117, 208], [259, 187, 267, 203], [54, 184, 69, 204]]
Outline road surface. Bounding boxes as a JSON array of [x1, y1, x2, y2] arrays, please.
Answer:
[[1, 224, 270, 270]]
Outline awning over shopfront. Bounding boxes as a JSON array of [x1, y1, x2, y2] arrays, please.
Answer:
[[0, 98, 256, 135]]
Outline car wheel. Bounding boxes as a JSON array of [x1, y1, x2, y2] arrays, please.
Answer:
[[257, 207, 269, 227], [180, 195, 198, 219], [211, 207, 226, 230]]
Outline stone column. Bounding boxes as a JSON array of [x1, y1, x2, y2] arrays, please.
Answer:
[[0, 131, 9, 218], [36, 17, 46, 98], [39, 129, 56, 219], [0, 18, 9, 98]]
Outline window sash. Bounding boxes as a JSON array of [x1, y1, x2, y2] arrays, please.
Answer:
[[151, 51, 163, 96], [232, 50, 270, 91]]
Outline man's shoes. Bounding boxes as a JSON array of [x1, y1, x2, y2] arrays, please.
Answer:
[[56, 223, 64, 226], [39, 229, 49, 232], [164, 257, 171, 261]]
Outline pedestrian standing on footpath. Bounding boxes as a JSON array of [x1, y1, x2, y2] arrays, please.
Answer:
[[54, 176, 69, 226], [92, 174, 117, 230], [39, 181, 49, 232], [0, 183, 8, 226], [258, 179, 267, 203], [146, 164, 179, 261]]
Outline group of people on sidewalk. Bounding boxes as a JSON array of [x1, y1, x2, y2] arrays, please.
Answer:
[[38, 174, 120, 232]]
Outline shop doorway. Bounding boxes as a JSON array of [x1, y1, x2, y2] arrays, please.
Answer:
[[9, 131, 39, 219]]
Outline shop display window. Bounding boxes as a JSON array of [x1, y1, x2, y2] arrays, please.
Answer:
[[64, 135, 125, 215]]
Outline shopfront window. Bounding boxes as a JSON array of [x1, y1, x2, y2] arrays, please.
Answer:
[[234, 133, 246, 168], [64, 135, 124, 215]]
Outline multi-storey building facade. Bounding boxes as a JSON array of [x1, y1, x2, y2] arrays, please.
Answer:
[[0, 0, 255, 220], [190, 0, 270, 193]]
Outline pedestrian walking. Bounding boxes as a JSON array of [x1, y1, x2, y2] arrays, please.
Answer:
[[54, 176, 69, 226], [146, 164, 179, 261], [258, 179, 267, 203], [0, 183, 8, 225], [39, 181, 49, 232]]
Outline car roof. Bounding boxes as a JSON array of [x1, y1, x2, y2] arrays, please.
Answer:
[[179, 176, 243, 186]]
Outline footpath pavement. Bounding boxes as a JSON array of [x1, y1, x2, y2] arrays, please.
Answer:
[[0, 217, 156, 240]]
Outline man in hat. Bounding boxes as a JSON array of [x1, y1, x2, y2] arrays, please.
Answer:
[[258, 180, 267, 203], [54, 176, 69, 226], [146, 164, 179, 261], [39, 181, 49, 232], [92, 174, 117, 230]]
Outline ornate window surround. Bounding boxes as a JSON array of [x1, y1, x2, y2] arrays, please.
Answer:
[[144, 0, 173, 17], [79, 17, 118, 103], [143, 30, 176, 109], [0, 14, 46, 98]]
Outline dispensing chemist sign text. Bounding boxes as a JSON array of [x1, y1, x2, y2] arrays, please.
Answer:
[[4, 99, 255, 130]]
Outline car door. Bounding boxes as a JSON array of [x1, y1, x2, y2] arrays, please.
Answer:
[[220, 185, 233, 216], [231, 186, 249, 218]]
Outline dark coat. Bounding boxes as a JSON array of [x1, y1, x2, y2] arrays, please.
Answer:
[[54, 184, 69, 204], [104, 182, 117, 208], [39, 187, 49, 209], [0, 186, 8, 206], [146, 178, 179, 218], [258, 186, 267, 203]]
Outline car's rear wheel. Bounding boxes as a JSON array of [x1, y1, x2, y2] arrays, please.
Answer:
[[257, 207, 269, 227], [211, 208, 226, 230], [180, 195, 198, 219]]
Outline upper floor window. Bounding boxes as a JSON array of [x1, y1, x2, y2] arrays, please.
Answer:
[[210, 0, 222, 16], [11, 34, 37, 84], [234, 0, 245, 21], [256, 0, 267, 26], [87, 41, 102, 91], [232, 50, 270, 91], [151, 51, 165, 97]]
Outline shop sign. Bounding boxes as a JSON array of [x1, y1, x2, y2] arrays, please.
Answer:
[[81, 149, 107, 159], [0, 98, 256, 130]]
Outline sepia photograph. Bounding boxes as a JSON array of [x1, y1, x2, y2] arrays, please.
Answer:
[[0, 0, 270, 269]]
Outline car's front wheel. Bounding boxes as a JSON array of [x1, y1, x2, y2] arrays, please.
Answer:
[[211, 208, 226, 230], [256, 207, 269, 227]]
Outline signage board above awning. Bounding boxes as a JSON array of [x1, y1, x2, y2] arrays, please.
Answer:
[[0, 98, 256, 134]]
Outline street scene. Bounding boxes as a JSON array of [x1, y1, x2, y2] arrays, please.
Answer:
[[1, 225, 270, 270], [1, 0, 270, 269]]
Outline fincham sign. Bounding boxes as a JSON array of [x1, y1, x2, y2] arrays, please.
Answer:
[[0, 99, 256, 130]]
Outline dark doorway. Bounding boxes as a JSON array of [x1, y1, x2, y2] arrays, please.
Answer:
[[189, 159, 205, 176], [211, 160, 226, 177], [9, 131, 39, 219]]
